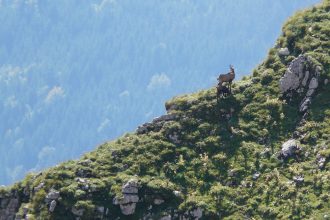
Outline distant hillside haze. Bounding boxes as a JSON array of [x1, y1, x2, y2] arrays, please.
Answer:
[[0, 0, 320, 185]]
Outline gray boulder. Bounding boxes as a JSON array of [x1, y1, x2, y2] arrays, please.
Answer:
[[299, 97, 311, 113], [279, 55, 307, 93], [252, 172, 261, 180], [169, 132, 180, 144], [191, 208, 203, 219], [45, 189, 60, 203], [71, 207, 84, 217], [182, 208, 203, 220], [120, 203, 136, 216], [316, 154, 326, 169], [293, 176, 304, 184], [279, 55, 322, 112], [49, 200, 57, 212], [160, 215, 172, 220], [153, 197, 165, 205], [278, 47, 290, 56], [122, 179, 139, 194], [308, 77, 319, 89], [33, 182, 45, 192], [113, 179, 140, 215], [173, 190, 182, 197]]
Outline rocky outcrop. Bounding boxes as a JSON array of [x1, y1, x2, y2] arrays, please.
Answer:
[[252, 172, 261, 180], [113, 179, 139, 215], [279, 139, 301, 159], [293, 176, 304, 185], [71, 207, 84, 217], [182, 208, 203, 220], [278, 47, 290, 56], [49, 200, 57, 212], [45, 189, 60, 203], [279, 55, 322, 112], [0, 193, 20, 220], [33, 182, 45, 193], [137, 114, 178, 134], [168, 132, 181, 144], [316, 154, 326, 169]]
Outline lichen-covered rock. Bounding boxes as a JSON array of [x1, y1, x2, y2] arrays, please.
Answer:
[[280, 139, 301, 159]]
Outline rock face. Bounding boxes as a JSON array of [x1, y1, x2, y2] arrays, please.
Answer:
[[113, 179, 139, 215], [279, 55, 322, 112], [0, 195, 20, 220], [279, 139, 301, 159], [137, 114, 178, 134]]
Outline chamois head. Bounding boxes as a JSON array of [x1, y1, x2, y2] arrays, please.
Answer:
[[229, 65, 234, 72]]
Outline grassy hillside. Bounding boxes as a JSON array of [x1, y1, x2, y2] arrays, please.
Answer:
[[1, 0, 320, 186], [1, 0, 329, 219]]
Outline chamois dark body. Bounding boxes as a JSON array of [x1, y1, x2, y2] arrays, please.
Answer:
[[217, 65, 235, 92]]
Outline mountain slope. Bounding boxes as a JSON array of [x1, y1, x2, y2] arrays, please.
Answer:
[[1, 0, 330, 219], [0, 0, 320, 185]]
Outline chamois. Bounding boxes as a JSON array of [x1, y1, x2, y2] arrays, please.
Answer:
[[217, 65, 235, 92]]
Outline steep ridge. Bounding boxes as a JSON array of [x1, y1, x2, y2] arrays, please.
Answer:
[[1, 1, 330, 219]]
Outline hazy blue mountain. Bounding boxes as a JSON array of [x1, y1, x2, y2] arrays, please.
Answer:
[[0, 0, 320, 185]]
